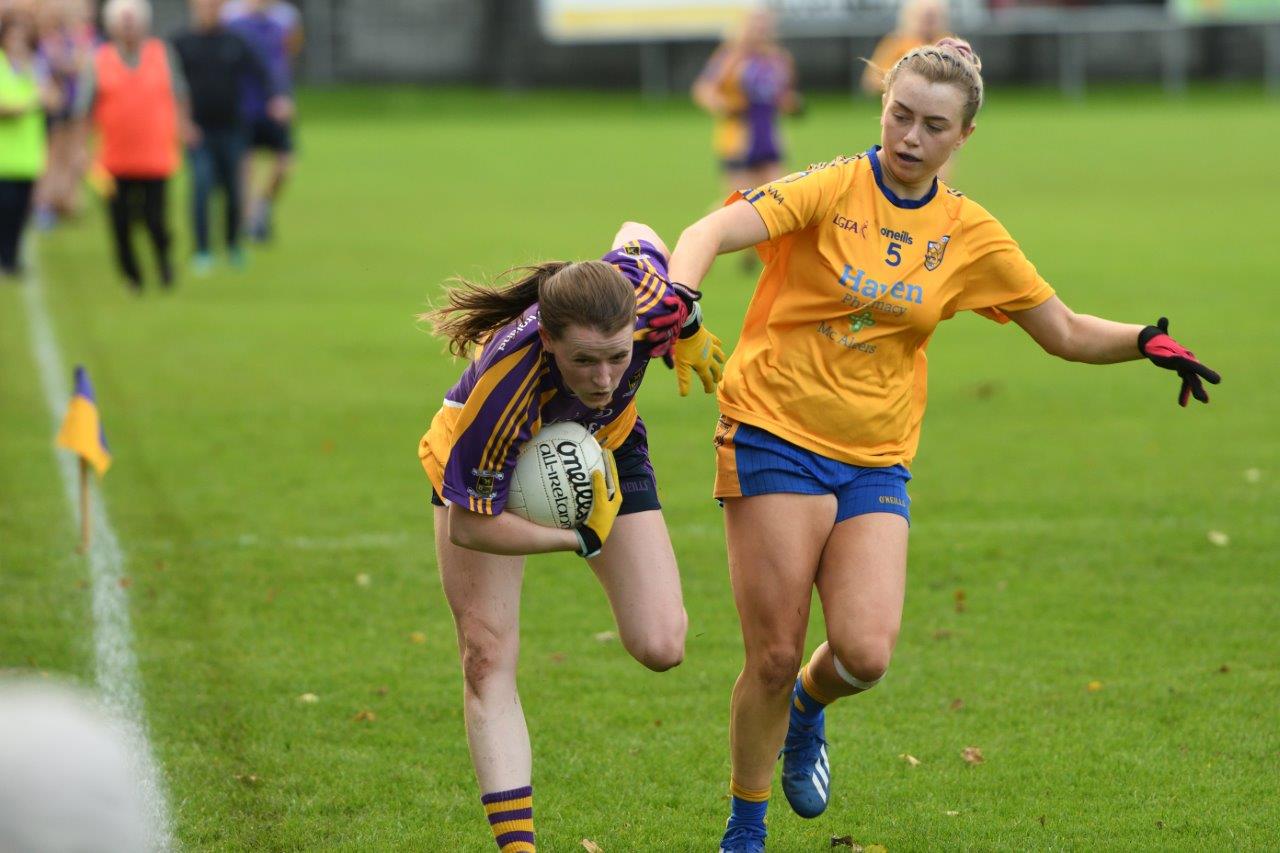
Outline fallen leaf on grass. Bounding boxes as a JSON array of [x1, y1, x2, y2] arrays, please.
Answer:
[[961, 746, 984, 765], [1087, 680, 1104, 692], [355, 573, 371, 587], [581, 840, 604, 853], [352, 709, 377, 722], [1038, 815, 1046, 827], [593, 631, 617, 643], [948, 698, 964, 711], [899, 753, 921, 766], [828, 837, 858, 850], [374, 685, 389, 696], [118, 577, 133, 589], [932, 629, 952, 641], [75, 579, 88, 591], [954, 589, 966, 613], [297, 693, 319, 704], [154, 559, 167, 572], [409, 631, 427, 644], [1217, 664, 1230, 674], [1207, 530, 1230, 547], [235, 773, 260, 786]]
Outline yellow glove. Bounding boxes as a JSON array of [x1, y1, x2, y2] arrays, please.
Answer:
[[574, 450, 622, 558], [673, 325, 726, 396]]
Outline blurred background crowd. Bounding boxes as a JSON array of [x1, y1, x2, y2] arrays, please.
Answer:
[[0, 0, 1273, 290], [0, 0, 297, 288]]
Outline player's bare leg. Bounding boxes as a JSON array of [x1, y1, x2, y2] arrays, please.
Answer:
[[810, 512, 909, 698], [776, 512, 908, 818], [588, 509, 686, 672], [720, 493, 835, 848], [434, 505, 530, 792]]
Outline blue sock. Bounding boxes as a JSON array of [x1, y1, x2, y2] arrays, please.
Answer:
[[791, 674, 827, 726], [728, 792, 768, 828]]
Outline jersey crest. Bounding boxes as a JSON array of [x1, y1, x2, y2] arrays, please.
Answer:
[[924, 235, 951, 271]]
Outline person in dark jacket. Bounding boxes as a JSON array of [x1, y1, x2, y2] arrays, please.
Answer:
[[172, 0, 291, 273]]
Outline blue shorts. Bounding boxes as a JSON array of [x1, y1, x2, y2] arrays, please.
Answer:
[[713, 416, 911, 524]]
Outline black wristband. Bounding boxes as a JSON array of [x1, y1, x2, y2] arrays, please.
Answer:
[[679, 302, 703, 339], [574, 526, 602, 559]]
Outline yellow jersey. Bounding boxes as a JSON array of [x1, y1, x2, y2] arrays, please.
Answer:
[[719, 147, 1054, 468]]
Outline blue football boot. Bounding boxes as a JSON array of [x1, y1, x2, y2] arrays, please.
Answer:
[[780, 689, 831, 818], [718, 819, 766, 853]]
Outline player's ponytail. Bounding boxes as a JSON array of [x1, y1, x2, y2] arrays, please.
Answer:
[[423, 260, 634, 358], [883, 37, 985, 127]]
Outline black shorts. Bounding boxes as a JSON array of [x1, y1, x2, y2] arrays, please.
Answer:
[[249, 116, 294, 153], [431, 424, 661, 516]]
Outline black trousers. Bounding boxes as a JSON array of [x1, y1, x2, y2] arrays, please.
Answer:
[[108, 177, 172, 288], [0, 179, 35, 274]]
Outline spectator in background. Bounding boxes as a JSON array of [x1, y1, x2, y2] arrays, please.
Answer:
[[80, 0, 196, 291], [173, 0, 292, 275], [221, 0, 300, 243], [0, 6, 60, 278], [860, 0, 949, 95], [34, 0, 94, 229], [693, 10, 800, 213]]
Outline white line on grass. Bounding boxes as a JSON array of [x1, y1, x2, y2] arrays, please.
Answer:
[[21, 260, 175, 851]]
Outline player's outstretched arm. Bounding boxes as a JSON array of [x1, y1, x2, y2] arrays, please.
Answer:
[[666, 200, 770, 292], [1008, 297, 1221, 405]]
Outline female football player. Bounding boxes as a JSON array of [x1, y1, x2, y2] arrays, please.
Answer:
[[693, 9, 800, 206], [666, 39, 1221, 852], [417, 222, 725, 853]]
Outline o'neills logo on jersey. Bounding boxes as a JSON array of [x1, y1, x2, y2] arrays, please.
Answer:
[[879, 227, 913, 244], [838, 265, 923, 305]]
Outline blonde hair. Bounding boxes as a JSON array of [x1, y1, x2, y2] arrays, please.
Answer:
[[883, 37, 984, 127], [102, 0, 151, 35]]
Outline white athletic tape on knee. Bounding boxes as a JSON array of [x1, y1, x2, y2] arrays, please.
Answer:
[[834, 656, 882, 691]]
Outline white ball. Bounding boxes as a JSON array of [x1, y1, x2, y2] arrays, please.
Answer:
[[506, 422, 606, 529]]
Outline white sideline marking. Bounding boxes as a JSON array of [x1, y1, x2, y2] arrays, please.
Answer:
[[20, 264, 175, 851]]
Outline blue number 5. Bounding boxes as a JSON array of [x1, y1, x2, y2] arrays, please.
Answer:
[[885, 242, 902, 267]]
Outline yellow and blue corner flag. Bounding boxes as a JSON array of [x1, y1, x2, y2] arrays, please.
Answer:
[[56, 365, 112, 476]]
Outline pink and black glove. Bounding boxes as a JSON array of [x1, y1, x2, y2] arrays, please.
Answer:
[[645, 282, 700, 359], [1138, 317, 1221, 407]]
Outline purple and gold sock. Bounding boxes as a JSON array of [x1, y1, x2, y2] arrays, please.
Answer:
[[481, 785, 535, 852]]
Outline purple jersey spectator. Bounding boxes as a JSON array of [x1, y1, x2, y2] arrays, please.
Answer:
[[220, 0, 297, 121]]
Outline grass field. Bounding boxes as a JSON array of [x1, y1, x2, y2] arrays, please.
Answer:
[[2, 86, 1278, 851]]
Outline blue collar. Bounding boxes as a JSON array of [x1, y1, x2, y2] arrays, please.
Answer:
[[868, 145, 938, 209]]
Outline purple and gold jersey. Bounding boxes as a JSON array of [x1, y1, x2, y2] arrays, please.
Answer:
[[419, 241, 676, 515], [700, 47, 793, 166]]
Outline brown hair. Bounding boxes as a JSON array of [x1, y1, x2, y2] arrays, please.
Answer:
[[882, 37, 984, 128], [423, 260, 636, 358]]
